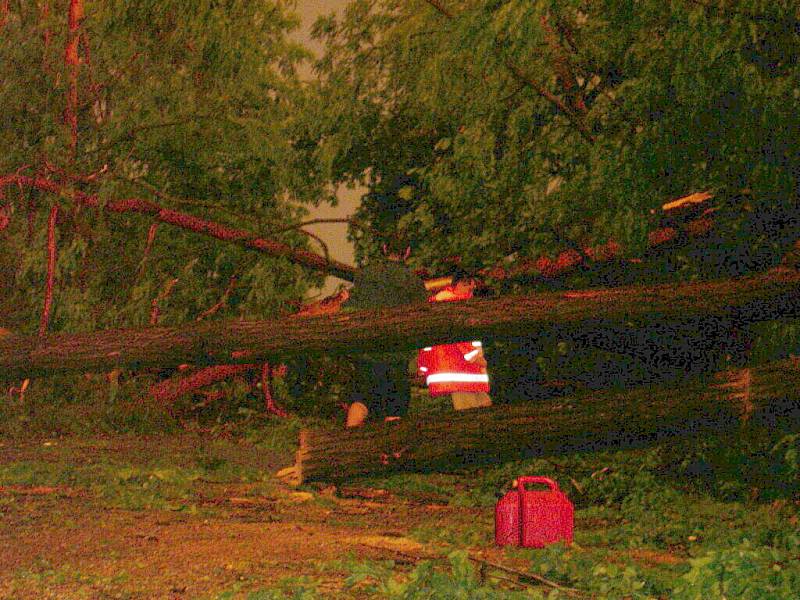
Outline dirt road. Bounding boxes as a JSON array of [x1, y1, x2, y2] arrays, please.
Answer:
[[0, 434, 490, 599]]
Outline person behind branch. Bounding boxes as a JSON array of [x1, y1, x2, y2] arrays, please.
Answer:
[[417, 271, 493, 411], [342, 241, 428, 427]]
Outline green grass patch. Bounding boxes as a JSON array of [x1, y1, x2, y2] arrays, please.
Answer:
[[10, 560, 131, 598], [363, 432, 800, 599], [213, 576, 323, 600], [0, 436, 277, 511]]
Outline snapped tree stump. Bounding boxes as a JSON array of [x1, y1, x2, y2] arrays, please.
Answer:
[[294, 358, 800, 483]]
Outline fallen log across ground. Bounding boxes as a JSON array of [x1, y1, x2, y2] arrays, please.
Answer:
[[295, 358, 800, 483], [0, 269, 799, 378]]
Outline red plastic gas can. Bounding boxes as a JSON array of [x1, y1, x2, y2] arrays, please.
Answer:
[[495, 476, 574, 548]]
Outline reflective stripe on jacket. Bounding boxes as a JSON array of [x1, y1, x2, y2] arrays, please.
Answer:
[[416, 285, 490, 396]]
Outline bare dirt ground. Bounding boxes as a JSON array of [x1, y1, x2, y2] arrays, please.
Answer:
[[0, 434, 497, 599]]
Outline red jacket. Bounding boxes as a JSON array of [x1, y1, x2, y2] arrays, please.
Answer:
[[417, 286, 490, 396]]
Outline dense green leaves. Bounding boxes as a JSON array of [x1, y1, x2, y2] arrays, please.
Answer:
[[292, 0, 799, 273], [0, 1, 321, 334]]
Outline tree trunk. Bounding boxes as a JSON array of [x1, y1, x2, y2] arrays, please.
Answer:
[[295, 358, 800, 483], [0, 269, 799, 378], [65, 0, 83, 157]]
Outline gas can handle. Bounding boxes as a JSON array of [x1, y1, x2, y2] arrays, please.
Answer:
[[516, 476, 559, 491]]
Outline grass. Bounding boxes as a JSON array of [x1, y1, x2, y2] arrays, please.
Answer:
[[9, 560, 132, 599], [2, 403, 798, 598], [351, 433, 800, 599], [0, 434, 282, 511]]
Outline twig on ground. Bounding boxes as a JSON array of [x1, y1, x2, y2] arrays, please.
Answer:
[[349, 543, 587, 597], [468, 557, 587, 597]]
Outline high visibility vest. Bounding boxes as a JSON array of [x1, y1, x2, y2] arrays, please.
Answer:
[[417, 286, 490, 396]]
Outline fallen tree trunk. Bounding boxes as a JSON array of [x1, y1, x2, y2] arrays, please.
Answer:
[[1, 269, 799, 378], [295, 358, 800, 483]]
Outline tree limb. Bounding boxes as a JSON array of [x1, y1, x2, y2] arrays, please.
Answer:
[[137, 222, 159, 275], [0, 0, 9, 29], [196, 275, 237, 321], [147, 363, 257, 404], [0, 203, 10, 232], [261, 362, 287, 417], [65, 0, 84, 158], [149, 277, 178, 326], [468, 557, 586, 597], [539, 13, 587, 114], [0, 174, 357, 281], [501, 59, 595, 143], [40, 1, 51, 72], [422, 0, 452, 18]]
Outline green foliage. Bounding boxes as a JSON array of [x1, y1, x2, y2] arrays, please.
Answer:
[[0, 458, 208, 510], [0, 372, 176, 437], [674, 542, 800, 599], [520, 543, 652, 599], [771, 434, 800, 481], [292, 0, 798, 275], [0, 1, 339, 421], [363, 432, 800, 598], [11, 560, 130, 599], [4, 427, 800, 599], [1, 1, 320, 334], [243, 415, 304, 453], [216, 577, 321, 599], [412, 519, 492, 548], [0, 438, 273, 511], [344, 551, 536, 599]]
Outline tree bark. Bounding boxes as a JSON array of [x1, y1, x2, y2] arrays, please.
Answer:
[[65, 0, 83, 157], [40, 1, 51, 71], [143, 289, 332, 406], [138, 222, 159, 273], [1, 269, 799, 378], [295, 358, 800, 482], [149, 277, 179, 326], [261, 362, 287, 417], [0, 0, 8, 29]]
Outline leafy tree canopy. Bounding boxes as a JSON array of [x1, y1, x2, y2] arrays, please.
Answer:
[[292, 0, 799, 274], [0, 0, 323, 334]]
